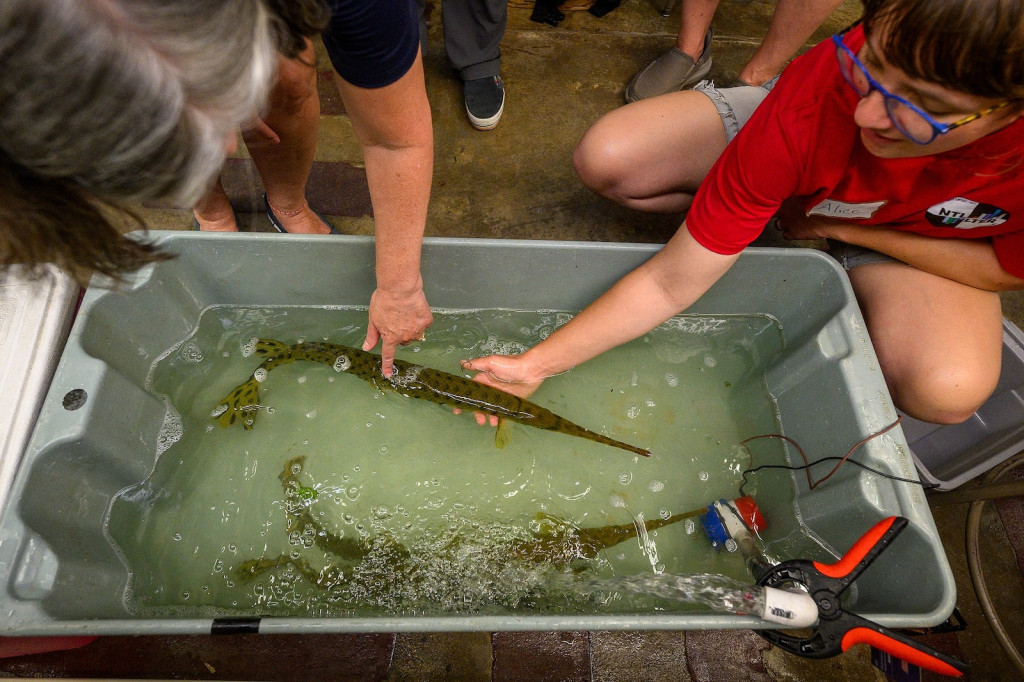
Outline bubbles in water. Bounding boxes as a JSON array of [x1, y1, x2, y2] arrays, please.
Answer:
[[648, 480, 665, 493], [210, 404, 228, 418], [333, 355, 351, 372], [172, 533, 182, 542], [306, 409, 318, 419], [704, 355, 717, 368], [479, 334, 528, 356], [241, 338, 257, 357], [617, 471, 633, 485], [297, 375, 306, 384], [698, 471, 709, 482], [179, 341, 204, 363], [253, 368, 268, 382], [630, 372, 639, 387], [625, 404, 640, 419], [724, 538, 738, 553], [685, 519, 695, 534], [156, 405, 183, 456], [609, 492, 627, 508], [659, 508, 671, 520], [664, 372, 679, 387], [644, 397, 656, 407]]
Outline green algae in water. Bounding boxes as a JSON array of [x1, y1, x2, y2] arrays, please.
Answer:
[[105, 305, 791, 617]]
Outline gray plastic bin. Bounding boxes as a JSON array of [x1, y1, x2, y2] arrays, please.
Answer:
[[0, 267, 78, 516], [0, 233, 954, 635], [901, 318, 1024, 490]]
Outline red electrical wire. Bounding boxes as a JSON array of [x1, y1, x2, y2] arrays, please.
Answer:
[[739, 417, 903, 490]]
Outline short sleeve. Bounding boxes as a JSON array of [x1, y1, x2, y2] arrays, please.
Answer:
[[321, 0, 420, 89]]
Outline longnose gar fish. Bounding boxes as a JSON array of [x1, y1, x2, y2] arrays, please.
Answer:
[[234, 455, 407, 587], [506, 510, 693, 564], [235, 456, 687, 588], [212, 338, 650, 457]]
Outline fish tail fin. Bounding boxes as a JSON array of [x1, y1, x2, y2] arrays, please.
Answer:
[[255, 338, 289, 358], [211, 376, 261, 430], [494, 417, 512, 449]]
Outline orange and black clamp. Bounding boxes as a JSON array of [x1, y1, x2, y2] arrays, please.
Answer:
[[755, 516, 969, 677]]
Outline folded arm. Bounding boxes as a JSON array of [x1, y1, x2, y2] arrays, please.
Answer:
[[777, 202, 1024, 291]]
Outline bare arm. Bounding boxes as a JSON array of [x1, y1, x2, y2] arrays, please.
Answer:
[[334, 52, 434, 374], [464, 226, 739, 404]]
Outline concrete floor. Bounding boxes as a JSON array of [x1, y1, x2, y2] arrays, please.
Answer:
[[4, 0, 1024, 678]]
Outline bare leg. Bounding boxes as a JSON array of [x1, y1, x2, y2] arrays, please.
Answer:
[[245, 39, 329, 234], [677, 0, 720, 59], [737, 0, 844, 86], [574, 90, 728, 213], [193, 176, 238, 231], [849, 262, 1003, 424]]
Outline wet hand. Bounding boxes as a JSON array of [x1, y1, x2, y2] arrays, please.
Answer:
[[363, 286, 432, 377], [458, 355, 546, 427]]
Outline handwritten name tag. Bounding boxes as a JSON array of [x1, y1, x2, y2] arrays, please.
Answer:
[[808, 199, 885, 220]]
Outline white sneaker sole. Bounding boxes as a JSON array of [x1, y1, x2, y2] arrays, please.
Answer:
[[466, 93, 505, 130]]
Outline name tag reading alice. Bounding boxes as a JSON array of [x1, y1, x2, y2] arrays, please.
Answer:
[[808, 199, 885, 220]]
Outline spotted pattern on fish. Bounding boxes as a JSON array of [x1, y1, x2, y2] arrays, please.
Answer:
[[212, 339, 650, 456]]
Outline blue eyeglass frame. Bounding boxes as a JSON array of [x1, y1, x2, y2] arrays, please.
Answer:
[[831, 33, 1010, 144]]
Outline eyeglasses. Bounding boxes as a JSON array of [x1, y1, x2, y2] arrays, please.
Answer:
[[832, 34, 1010, 144]]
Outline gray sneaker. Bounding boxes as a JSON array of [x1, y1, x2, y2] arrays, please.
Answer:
[[625, 29, 713, 103]]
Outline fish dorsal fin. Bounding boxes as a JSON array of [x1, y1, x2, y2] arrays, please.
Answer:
[[494, 417, 512, 449], [531, 512, 572, 538]]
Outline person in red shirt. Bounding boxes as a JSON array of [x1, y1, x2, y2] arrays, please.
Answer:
[[464, 0, 1024, 425]]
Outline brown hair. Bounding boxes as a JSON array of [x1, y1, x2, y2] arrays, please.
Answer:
[[0, 155, 165, 284], [862, 0, 1024, 100]]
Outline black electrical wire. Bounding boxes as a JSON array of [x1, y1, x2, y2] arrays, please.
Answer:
[[739, 455, 940, 496]]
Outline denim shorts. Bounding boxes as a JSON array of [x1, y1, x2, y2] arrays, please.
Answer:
[[694, 76, 779, 142], [826, 240, 897, 270]]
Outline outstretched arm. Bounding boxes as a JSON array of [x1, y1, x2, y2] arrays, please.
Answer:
[[335, 52, 434, 375], [463, 226, 739, 421]]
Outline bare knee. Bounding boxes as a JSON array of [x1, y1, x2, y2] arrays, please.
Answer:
[[573, 123, 635, 203], [267, 44, 318, 116], [889, 364, 998, 425]]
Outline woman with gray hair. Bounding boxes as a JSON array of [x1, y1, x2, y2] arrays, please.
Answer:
[[2, 0, 434, 376], [0, 0, 277, 282]]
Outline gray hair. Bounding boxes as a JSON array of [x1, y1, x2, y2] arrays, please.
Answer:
[[0, 0, 277, 207]]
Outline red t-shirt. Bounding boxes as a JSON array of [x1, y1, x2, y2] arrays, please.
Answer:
[[686, 26, 1024, 277]]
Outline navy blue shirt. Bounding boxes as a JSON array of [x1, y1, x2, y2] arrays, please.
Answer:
[[321, 0, 420, 89]]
